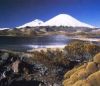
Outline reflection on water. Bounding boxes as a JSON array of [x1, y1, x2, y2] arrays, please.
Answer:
[[27, 44, 66, 49], [0, 35, 99, 51], [0, 35, 71, 51]]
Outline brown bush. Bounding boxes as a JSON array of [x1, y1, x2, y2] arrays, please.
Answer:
[[63, 79, 73, 86], [78, 69, 88, 79], [86, 62, 98, 74], [64, 41, 100, 61], [87, 71, 100, 86], [63, 53, 100, 86], [93, 53, 100, 64], [73, 80, 91, 86], [64, 68, 77, 79]]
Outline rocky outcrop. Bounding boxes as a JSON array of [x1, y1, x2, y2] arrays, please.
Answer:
[[0, 50, 68, 86], [0, 51, 45, 86]]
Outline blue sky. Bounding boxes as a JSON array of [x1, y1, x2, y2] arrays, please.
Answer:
[[0, 0, 100, 28]]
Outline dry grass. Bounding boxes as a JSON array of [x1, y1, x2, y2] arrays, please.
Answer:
[[93, 53, 100, 64], [63, 53, 100, 86], [86, 62, 98, 74], [87, 71, 100, 86]]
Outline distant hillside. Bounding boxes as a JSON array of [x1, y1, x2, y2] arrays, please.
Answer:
[[0, 26, 98, 37]]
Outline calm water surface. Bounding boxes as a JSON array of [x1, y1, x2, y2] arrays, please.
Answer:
[[0, 35, 72, 51]]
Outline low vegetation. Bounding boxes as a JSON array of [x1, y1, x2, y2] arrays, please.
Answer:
[[63, 52, 100, 86], [0, 40, 100, 86], [64, 41, 100, 61]]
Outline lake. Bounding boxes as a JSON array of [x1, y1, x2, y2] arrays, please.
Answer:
[[0, 35, 72, 51]]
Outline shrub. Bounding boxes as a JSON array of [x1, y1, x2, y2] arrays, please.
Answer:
[[93, 53, 100, 64], [87, 71, 100, 86], [86, 62, 98, 74], [64, 68, 77, 79], [63, 53, 100, 86], [64, 41, 100, 61], [70, 72, 79, 84], [73, 80, 91, 86], [78, 69, 88, 79]]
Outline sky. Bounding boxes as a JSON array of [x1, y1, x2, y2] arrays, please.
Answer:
[[0, 0, 100, 28]]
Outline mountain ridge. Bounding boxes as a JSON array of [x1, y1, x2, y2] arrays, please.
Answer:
[[18, 19, 44, 28], [17, 14, 94, 28]]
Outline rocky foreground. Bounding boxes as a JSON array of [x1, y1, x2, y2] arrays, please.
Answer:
[[0, 41, 100, 86], [0, 50, 77, 86], [0, 51, 47, 86]]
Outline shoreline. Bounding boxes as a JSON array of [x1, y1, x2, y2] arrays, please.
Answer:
[[70, 37, 100, 42], [27, 45, 65, 52], [0, 35, 99, 52], [28, 37, 100, 52]]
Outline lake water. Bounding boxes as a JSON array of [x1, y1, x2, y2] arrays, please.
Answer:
[[0, 35, 72, 51]]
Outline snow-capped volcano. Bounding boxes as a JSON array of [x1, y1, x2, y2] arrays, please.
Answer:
[[18, 19, 44, 28], [42, 14, 94, 28], [17, 14, 94, 28]]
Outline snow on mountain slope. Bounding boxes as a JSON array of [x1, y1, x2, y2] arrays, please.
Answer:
[[0, 28, 10, 30], [17, 14, 94, 28], [42, 14, 94, 28], [18, 19, 44, 28]]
